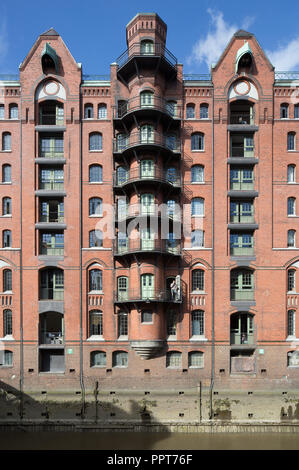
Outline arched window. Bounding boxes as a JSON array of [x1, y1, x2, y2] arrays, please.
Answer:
[[186, 103, 195, 119], [9, 104, 18, 120], [200, 103, 209, 119], [112, 350, 128, 367], [140, 124, 154, 143], [89, 197, 102, 216], [191, 165, 204, 183], [167, 311, 177, 337], [116, 133, 128, 151], [288, 269, 296, 292], [295, 104, 299, 119], [166, 100, 177, 117], [166, 133, 177, 151], [3, 230, 11, 248], [191, 230, 204, 247], [84, 103, 93, 119], [191, 197, 204, 216], [98, 104, 107, 119], [89, 310, 103, 336], [191, 132, 204, 151], [140, 39, 154, 55], [3, 309, 12, 336], [116, 166, 128, 185], [140, 91, 154, 108], [0, 105, 4, 119], [118, 312, 128, 337], [192, 269, 204, 291], [280, 103, 289, 119], [0, 350, 12, 366], [89, 164, 103, 183], [191, 310, 204, 336], [288, 164, 296, 183], [141, 273, 154, 299], [89, 269, 102, 292], [2, 197, 11, 216], [231, 269, 254, 300], [90, 351, 106, 367], [166, 351, 181, 368], [39, 268, 64, 300], [288, 310, 296, 337], [89, 132, 102, 151], [188, 351, 204, 368], [3, 269, 12, 292], [288, 197, 296, 216], [230, 312, 254, 344], [117, 100, 127, 118], [288, 132, 296, 151], [89, 229, 103, 248], [2, 164, 11, 183], [166, 167, 177, 184], [117, 276, 129, 301], [2, 132, 11, 151], [288, 230, 296, 248]]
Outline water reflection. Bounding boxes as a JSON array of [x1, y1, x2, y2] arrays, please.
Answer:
[[1, 432, 299, 450]]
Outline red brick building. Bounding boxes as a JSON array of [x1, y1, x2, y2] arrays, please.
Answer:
[[0, 12, 299, 395]]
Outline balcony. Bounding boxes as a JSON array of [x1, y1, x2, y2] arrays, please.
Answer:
[[39, 114, 64, 126], [230, 246, 254, 257], [113, 167, 181, 190], [229, 112, 255, 126], [230, 331, 254, 346], [39, 244, 64, 256], [115, 203, 181, 223], [113, 95, 181, 128], [113, 132, 181, 155], [230, 289, 254, 301], [116, 42, 177, 82], [39, 288, 64, 301], [39, 181, 64, 191], [39, 331, 64, 346], [115, 288, 182, 304], [114, 239, 181, 256]]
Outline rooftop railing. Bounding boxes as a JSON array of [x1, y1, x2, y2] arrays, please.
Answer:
[[116, 43, 177, 69]]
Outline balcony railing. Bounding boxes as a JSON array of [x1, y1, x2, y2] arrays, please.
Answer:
[[39, 288, 64, 300], [39, 115, 64, 125], [39, 150, 64, 159], [113, 132, 181, 153], [230, 214, 255, 224], [39, 213, 64, 223], [115, 239, 181, 256], [39, 245, 64, 256], [114, 167, 181, 188], [230, 331, 254, 345], [116, 203, 181, 222], [115, 288, 182, 303], [230, 289, 254, 301], [230, 147, 254, 158], [229, 113, 254, 125], [116, 42, 177, 69], [230, 181, 254, 191], [40, 331, 64, 345], [39, 181, 64, 191], [113, 95, 181, 119], [230, 246, 254, 256]]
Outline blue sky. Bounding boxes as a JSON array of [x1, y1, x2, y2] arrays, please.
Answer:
[[1, 0, 299, 75]]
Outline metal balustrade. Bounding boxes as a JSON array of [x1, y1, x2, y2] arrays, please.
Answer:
[[230, 289, 254, 301], [114, 167, 181, 188], [39, 114, 64, 125], [113, 131, 181, 153], [115, 288, 182, 303], [40, 331, 64, 345], [113, 95, 181, 119], [114, 239, 181, 256], [229, 112, 255, 125], [116, 42, 177, 69]]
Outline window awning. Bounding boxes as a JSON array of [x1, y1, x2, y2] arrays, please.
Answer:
[[235, 41, 253, 73], [41, 43, 59, 73]]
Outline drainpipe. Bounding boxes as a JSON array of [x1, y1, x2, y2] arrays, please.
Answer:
[[79, 89, 85, 416], [209, 84, 215, 420], [19, 87, 24, 420]]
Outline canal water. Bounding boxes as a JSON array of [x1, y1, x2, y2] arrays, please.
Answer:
[[1, 431, 299, 450]]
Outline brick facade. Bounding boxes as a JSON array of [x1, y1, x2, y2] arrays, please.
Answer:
[[0, 14, 298, 395]]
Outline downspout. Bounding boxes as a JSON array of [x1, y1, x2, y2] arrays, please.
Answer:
[[79, 88, 85, 416], [209, 84, 215, 420], [19, 87, 24, 420]]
